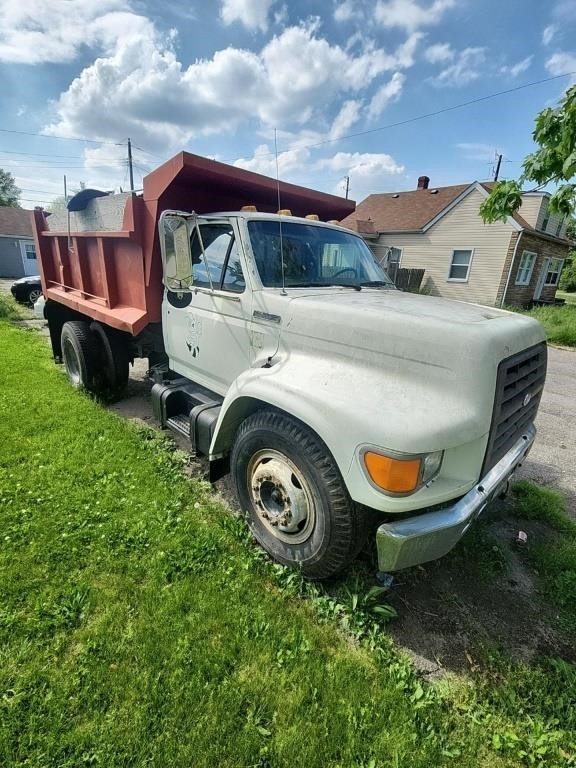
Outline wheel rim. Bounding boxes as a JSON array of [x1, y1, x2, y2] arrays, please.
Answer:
[[28, 289, 41, 304], [62, 337, 81, 387], [247, 449, 316, 544]]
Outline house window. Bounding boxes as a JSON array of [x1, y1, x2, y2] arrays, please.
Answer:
[[541, 215, 549, 233], [24, 243, 37, 260], [515, 250, 537, 286], [555, 218, 564, 237], [545, 257, 563, 286], [447, 249, 473, 282]]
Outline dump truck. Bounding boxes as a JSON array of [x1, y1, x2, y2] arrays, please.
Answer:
[[32, 152, 547, 579]]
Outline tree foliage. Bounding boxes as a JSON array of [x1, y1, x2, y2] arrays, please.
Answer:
[[481, 84, 576, 223], [0, 168, 21, 207]]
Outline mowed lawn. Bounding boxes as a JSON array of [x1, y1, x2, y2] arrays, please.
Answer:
[[1, 316, 576, 767]]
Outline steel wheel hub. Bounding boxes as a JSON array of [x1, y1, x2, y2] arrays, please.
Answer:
[[247, 449, 315, 544]]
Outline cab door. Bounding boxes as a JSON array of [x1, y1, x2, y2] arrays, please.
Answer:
[[160, 216, 251, 395]]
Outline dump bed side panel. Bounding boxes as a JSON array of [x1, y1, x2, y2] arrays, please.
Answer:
[[34, 195, 161, 335]]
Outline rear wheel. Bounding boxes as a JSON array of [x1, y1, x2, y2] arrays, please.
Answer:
[[90, 322, 130, 396], [231, 409, 367, 579], [60, 321, 100, 391]]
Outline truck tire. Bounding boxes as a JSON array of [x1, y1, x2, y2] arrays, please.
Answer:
[[90, 322, 130, 395], [60, 321, 99, 391], [231, 409, 367, 579]]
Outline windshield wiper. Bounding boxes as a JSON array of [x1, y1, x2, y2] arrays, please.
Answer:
[[358, 280, 393, 288], [287, 282, 361, 290]]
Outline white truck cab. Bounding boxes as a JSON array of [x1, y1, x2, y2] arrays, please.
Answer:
[[152, 209, 547, 578]]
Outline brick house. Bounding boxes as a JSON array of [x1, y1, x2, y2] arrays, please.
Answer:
[[341, 177, 571, 307]]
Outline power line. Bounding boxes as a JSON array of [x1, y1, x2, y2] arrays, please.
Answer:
[[226, 70, 576, 160], [0, 127, 120, 145], [0, 149, 84, 159]]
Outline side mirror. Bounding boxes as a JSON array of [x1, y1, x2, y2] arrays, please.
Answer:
[[159, 211, 196, 291]]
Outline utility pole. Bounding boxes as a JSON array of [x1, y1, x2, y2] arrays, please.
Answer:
[[127, 138, 135, 193], [344, 176, 350, 199], [494, 153, 503, 181]]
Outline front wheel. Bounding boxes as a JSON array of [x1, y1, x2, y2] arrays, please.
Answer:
[[231, 410, 367, 579]]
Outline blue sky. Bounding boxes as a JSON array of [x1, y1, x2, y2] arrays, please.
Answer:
[[1, 0, 575, 207]]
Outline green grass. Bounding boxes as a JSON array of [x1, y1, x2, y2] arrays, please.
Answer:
[[0, 293, 25, 320], [511, 482, 576, 634], [512, 302, 576, 346], [557, 290, 576, 306], [1, 320, 576, 767]]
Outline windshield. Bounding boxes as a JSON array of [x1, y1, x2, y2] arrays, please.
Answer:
[[248, 220, 395, 288]]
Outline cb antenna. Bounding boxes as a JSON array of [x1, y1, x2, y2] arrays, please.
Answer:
[[274, 128, 287, 295]]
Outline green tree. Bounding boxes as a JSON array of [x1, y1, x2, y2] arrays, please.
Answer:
[[480, 84, 576, 223], [0, 168, 21, 207]]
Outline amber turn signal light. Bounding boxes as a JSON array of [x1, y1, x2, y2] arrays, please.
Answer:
[[363, 452, 421, 494]]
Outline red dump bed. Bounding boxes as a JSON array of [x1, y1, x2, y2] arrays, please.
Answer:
[[33, 152, 355, 335]]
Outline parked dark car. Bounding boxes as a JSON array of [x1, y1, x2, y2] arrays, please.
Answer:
[[10, 276, 42, 306]]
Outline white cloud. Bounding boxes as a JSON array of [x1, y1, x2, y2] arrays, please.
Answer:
[[542, 25, 556, 46], [545, 51, 576, 83], [500, 56, 532, 78], [45, 18, 421, 149], [329, 100, 363, 139], [424, 42, 453, 63], [0, 0, 145, 64], [432, 46, 486, 87], [233, 142, 405, 202], [318, 151, 404, 176], [220, 0, 276, 32], [233, 143, 312, 177], [375, 0, 456, 31], [367, 72, 405, 119], [334, 0, 361, 22], [321, 151, 405, 200]]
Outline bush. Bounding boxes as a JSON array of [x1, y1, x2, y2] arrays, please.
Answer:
[[559, 257, 576, 292]]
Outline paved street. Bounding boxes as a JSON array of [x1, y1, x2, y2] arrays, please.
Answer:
[[517, 345, 576, 519]]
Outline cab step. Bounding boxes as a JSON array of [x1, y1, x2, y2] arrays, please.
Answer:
[[151, 376, 223, 456]]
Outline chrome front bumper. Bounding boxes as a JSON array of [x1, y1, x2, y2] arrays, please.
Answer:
[[376, 424, 536, 572]]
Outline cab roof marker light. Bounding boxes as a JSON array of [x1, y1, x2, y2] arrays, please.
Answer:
[[241, 205, 257, 212], [277, 209, 292, 216], [305, 214, 319, 220]]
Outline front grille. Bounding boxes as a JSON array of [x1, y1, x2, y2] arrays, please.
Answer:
[[482, 342, 547, 474]]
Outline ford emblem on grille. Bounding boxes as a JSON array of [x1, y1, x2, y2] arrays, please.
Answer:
[[523, 392, 532, 407]]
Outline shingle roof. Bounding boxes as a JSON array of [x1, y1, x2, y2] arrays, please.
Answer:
[[340, 182, 570, 244], [0, 206, 33, 237], [340, 184, 469, 232]]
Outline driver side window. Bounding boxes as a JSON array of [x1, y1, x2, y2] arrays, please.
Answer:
[[191, 224, 245, 293]]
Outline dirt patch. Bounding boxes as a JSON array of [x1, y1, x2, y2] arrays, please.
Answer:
[[384, 510, 574, 676]]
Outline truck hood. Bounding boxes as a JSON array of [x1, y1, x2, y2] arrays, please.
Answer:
[[250, 287, 546, 454], [282, 288, 543, 367]]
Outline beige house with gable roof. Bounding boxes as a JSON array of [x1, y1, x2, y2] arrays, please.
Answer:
[[341, 176, 571, 308]]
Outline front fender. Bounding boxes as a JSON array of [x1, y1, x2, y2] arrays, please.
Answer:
[[209, 350, 492, 514]]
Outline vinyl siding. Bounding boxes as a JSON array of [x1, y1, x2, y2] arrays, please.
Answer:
[[520, 195, 567, 238], [375, 188, 514, 306], [518, 195, 543, 228]]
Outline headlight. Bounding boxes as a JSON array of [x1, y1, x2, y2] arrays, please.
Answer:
[[362, 449, 443, 496]]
